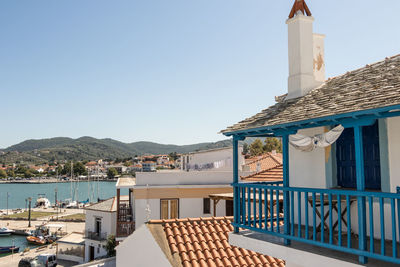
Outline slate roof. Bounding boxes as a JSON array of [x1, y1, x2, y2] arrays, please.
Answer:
[[149, 217, 285, 267], [85, 196, 128, 212], [221, 54, 400, 134]]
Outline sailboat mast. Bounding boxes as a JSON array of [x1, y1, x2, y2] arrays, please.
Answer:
[[97, 165, 99, 201], [88, 168, 90, 203], [70, 162, 73, 200]]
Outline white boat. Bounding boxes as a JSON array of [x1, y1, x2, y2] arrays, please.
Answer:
[[35, 195, 51, 208], [0, 227, 14, 236]]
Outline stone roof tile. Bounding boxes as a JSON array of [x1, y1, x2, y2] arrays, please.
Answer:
[[221, 54, 400, 135]]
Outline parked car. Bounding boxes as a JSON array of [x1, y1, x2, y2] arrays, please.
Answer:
[[18, 258, 45, 267], [37, 254, 57, 267]]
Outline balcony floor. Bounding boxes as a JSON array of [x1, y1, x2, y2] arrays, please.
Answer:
[[230, 225, 400, 267]]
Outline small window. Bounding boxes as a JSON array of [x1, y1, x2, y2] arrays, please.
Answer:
[[203, 198, 211, 214]]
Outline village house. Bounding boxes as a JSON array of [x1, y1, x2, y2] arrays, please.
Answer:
[[84, 197, 119, 262], [221, 1, 400, 267], [114, 147, 251, 243]]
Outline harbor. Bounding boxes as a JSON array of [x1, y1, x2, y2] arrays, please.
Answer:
[[0, 180, 124, 266], [0, 181, 122, 210]]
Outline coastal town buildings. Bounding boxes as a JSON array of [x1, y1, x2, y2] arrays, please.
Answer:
[[114, 147, 252, 243], [84, 198, 118, 262], [221, 1, 400, 267]]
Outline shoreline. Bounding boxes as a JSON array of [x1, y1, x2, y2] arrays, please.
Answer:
[[0, 178, 117, 184]]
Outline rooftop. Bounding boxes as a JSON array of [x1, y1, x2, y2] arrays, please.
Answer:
[[116, 177, 136, 188], [242, 165, 283, 182], [148, 217, 285, 267], [58, 232, 85, 245], [85, 196, 128, 212], [222, 54, 400, 135]]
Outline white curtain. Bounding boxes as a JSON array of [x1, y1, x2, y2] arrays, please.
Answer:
[[289, 125, 344, 152]]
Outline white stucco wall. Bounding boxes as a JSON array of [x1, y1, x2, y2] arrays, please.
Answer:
[[84, 210, 117, 262], [289, 127, 327, 188], [116, 225, 171, 267], [181, 147, 245, 171], [85, 239, 108, 262], [387, 117, 400, 193], [134, 197, 227, 228], [136, 170, 250, 186], [85, 210, 116, 236]]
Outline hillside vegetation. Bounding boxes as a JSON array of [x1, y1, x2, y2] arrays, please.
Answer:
[[0, 137, 232, 164]]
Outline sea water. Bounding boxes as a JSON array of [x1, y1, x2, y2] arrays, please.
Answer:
[[0, 181, 124, 209]]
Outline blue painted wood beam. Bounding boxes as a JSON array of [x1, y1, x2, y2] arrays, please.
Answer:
[[282, 134, 291, 246], [222, 104, 400, 137], [232, 136, 242, 233], [354, 126, 367, 264]]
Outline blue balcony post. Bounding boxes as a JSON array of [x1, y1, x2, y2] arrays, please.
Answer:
[[233, 136, 240, 233], [282, 134, 291, 245], [354, 125, 367, 264]]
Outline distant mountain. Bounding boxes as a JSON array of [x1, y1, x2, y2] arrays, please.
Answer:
[[0, 137, 232, 164]]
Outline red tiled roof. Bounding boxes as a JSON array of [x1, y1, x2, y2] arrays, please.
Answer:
[[288, 0, 312, 19], [242, 165, 283, 182], [245, 153, 282, 173], [149, 217, 285, 267]]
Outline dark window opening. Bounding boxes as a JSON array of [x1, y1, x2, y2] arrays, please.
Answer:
[[203, 198, 211, 214]]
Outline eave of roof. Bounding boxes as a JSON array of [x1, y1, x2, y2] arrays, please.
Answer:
[[223, 103, 400, 137]]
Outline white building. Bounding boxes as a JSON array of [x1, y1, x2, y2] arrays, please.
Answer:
[[115, 147, 249, 241], [181, 146, 244, 172], [142, 161, 156, 172], [84, 198, 117, 262], [221, 1, 400, 267]]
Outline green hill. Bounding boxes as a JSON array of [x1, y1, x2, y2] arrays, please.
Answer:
[[0, 137, 232, 164]]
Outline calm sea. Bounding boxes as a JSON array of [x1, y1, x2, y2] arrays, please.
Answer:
[[0, 181, 125, 209]]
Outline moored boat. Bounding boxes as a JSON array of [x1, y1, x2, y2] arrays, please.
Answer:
[[26, 235, 47, 245], [0, 246, 19, 254], [0, 227, 14, 236], [35, 194, 51, 208]]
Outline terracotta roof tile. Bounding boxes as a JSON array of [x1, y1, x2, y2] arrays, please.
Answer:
[[149, 217, 285, 267]]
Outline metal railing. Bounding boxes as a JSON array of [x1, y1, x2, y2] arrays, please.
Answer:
[[233, 182, 400, 264], [85, 230, 108, 241], [117, 221, 135, 237]]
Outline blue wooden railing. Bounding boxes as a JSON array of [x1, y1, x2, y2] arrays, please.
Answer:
[[232, 182, 400, 264]]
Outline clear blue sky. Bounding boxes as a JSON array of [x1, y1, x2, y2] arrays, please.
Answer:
[[0, 0, 399, 148]]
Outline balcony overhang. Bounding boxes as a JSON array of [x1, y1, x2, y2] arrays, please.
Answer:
[[116, 177, 136, 189], [223, 104, 400, 138], [229, 230, 398, 267]]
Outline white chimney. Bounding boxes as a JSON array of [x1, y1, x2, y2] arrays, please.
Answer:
[[286, 0, 325, 99], [313, 33, 326, 83]]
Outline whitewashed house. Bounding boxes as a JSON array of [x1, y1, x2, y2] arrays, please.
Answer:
[[84, 198, 117, 262], [221, 1, 400, 267], [114, 147, 249, 242]]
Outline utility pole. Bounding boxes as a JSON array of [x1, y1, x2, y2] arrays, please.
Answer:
[[6, 192, 9, 215], [28, 197, 32, 227], [55, 188, 58, 220]]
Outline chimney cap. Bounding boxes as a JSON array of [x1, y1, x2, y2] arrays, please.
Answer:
[[288, 0, 312, 19]]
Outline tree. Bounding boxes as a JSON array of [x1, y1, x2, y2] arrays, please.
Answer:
[[6, 169, 15, 178], [104, 235, 116, 257], [249, 139, 264, 157], [107, 168, 118, 179], [73, 161, 87, 176], [264, 137, 282, 153], [242, 143, 249, 155], [168, 152, 178, 161], [0, 169, 7, 179]]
